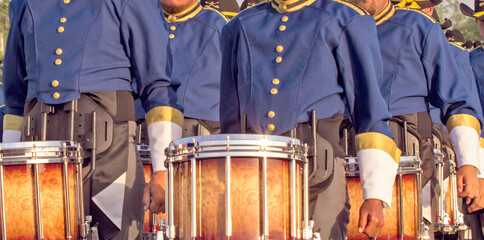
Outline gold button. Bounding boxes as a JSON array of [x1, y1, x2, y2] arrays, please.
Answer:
[[51, 80, 59, 87], [276, 56, 282, 63], [169, 34, 175, 39], [276, 45, 284, 53], [270, 88, 278, 95], [267, 124, 275, 132], [63, 0, 70, 4], [281, 16, 288, 22], [58, 26, 65, 33], [268, 111, 275, 118], [55, 59, 62, 65], [60, 17, 67, 23], [281, 5, 288, 10], [170, 26, 176, 31], [272, 78, 280, 85], [53, 92, 60, 99], [55, 48, 63, 55], [279, 25, 286, 31]]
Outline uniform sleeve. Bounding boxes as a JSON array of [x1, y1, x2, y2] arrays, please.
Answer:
[[220, 24, 242, 133], [3, 2, 27, 133], [424, 24, 482, 171], [120, 0, 183, 171], [336, 15, 401, 207]]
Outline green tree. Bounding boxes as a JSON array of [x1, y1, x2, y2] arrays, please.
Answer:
[[435, 0, 482, 41]]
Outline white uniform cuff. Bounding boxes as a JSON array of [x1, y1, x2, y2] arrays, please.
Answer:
[[2, 130, 21, 143], [357, 148, 398, 208], [450, 126, 480, 171], [148, 121, 182, 172]]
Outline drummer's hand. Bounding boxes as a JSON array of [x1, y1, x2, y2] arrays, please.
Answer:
[[468, 178, 484, 212], [358, 199, 384, 238], [143, 170, 166, 214], [457, 165, 479, 203]]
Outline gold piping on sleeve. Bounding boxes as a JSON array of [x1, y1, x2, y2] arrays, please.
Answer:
[[3, 114, 23, 132], [446, 114, 481, 136], [146, 106, 184, 128], [356, 132, 402, 163]]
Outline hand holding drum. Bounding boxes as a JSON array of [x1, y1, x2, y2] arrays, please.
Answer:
[[143, 171, 167, 214], [358, 199, 385, 238], [456, 165, 480, 205]]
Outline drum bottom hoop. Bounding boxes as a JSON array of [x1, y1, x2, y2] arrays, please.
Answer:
[[2, 163, 79, 240], [171, 157, 304, 240], [347, 174, 419, 240]]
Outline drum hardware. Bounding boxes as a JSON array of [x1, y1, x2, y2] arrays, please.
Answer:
[[346, 155, 423, 239], [83, 111, 97, 184], [343, 128, 348, 156], [165, 134, 312, 239], [309, 110, 317, 181]]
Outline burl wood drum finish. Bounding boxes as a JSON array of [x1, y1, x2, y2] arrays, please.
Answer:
[[347, 174, 418, 240], [172, 157, 303, 240], [1, 163, 79, 240], [143, 164, 166, 233]]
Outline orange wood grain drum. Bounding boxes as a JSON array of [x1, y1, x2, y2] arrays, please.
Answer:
[[166, 134, 308, 240], [346, 156, 421, 240], [0, 141, 83, 240], [138, 145, 166, 233]]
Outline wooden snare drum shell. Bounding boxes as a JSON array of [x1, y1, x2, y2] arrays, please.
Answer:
[[171, 157, 303, 240], [1, 163, 79, 240], [143, 164, 166, 233], [347, 174, 418, 240]]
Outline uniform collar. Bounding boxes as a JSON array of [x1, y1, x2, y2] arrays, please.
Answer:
[[271, 0, 316, 13], [164, 1, 202, 23], [374, 0, 395, 25]]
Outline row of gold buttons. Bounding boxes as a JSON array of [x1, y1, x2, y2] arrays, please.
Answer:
[[267, 15, 289, 132], [169, 25, 176, 39], [52, 0, 70, 99]]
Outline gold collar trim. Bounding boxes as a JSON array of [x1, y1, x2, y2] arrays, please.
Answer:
[[374, 0, 395, 25], [271, 0, 316, 13], [164, 1, 202, 23]]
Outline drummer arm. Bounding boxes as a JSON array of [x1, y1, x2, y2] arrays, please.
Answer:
[[356, 133, 401, 208], [2, 2, 27, 143], [146, 107, 183, 172], [446, 114, 481, 171]]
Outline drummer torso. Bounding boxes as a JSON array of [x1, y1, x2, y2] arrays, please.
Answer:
[[220, 0, 392, 136]]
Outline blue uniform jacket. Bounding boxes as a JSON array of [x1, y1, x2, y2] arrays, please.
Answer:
[[430, 43, 484, 131], [375, 4, 481, 123], [471, 46, 484, 119], [3, 0, 181, 118], [165, 3, 227, 121], [220, 0, 393, 138]]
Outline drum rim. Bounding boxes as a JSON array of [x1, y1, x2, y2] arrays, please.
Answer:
[[170, 134, 303, 146], [0, 140, 79, 150]]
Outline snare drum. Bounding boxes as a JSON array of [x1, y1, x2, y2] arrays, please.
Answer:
[[346, 156, 422, 240], [0, 141, 84, 240], [165, 134, 311, 240], [137, 145, 166, 234]]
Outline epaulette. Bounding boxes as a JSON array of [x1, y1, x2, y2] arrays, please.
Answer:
[[331, 0, 368, 15], [394, 6, 436, 23], [204, 6, 230, 22]]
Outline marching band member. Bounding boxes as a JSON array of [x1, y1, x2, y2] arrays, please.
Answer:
[[219, 0, 401, 238], [461, 0, 484, 237], [2, 0, 182, 238], [349, 0, 484, 237]]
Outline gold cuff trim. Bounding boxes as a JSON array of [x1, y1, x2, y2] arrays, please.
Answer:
[[480, 138, 484, 148], [164, 1, 202, 23], [4, 114, 23, 131], [146, 106, 183, 128], [446, 114, 481, 136], [356, 132, 402, 163]]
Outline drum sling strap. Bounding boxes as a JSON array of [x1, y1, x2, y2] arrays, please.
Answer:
[[242, 111, 344, 188]]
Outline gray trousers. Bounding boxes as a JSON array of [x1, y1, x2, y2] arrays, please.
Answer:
[[22, 92, 145, 240]]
